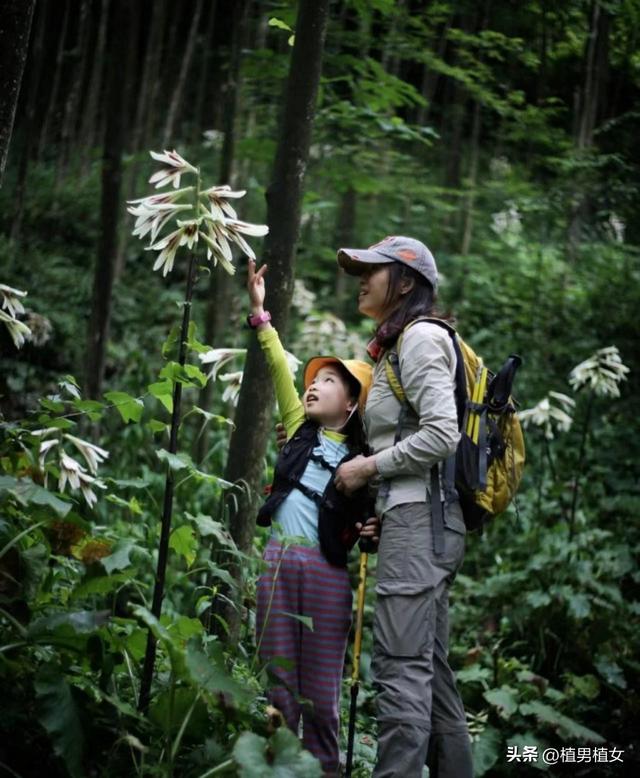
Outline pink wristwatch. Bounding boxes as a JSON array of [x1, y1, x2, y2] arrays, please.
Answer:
[[247, 310, 272, 329]]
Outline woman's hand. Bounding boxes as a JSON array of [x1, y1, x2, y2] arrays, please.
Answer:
[[334, 455, 378, 494], [247, 258, 268, 313], [355, 516, 380, 545]]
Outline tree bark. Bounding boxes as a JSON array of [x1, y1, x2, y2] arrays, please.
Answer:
[[86, 0, 132, 399], [219, 0, 330, 642], [333, 186, 357, 318], [79, 0, 110, 173], [196, 0, 250, 465], [36, 0, 70, 161], [0, 0, 35, 187], [162, 0, 205, 148], [9, 0, 46, 236]]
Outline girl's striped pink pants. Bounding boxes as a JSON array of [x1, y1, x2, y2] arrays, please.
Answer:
[[256, 539, 353, 774]]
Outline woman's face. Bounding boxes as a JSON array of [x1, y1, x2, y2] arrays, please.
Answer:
[[357, 264, 392, 322]]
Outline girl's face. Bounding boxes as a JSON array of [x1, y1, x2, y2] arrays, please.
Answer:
[[358, 264, 392, 322], [303, 366, 356, 428]]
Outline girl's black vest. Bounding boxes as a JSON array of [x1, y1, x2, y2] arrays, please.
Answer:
[[257, 420, 373, 567]]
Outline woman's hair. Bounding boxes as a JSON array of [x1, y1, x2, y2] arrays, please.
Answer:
[[333, 363, 368, 453], [374, 263, 450, 349]]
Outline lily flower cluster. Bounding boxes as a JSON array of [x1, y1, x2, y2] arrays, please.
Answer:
[[35, 429, 109, 508], [519, 391, 575, 440], [128, 150, 268, 277], [569, 346, 630, 398], [0, 283, 31, 348]]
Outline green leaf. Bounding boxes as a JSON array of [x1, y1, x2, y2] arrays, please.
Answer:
[[72, 399, 105, 421], [594, 657, 627, 689], [35, 665, 84, 778], [186, 320, 211, 354], [483, 685, 519, 719], [150, 687, 208, 738], [281, 611, 313, 631], [519, 701, 605, 743], [104, 391, 144, 423], [233, 728, 322, 777], [472, 725, 501, 777], [189, 513, 237, 550], [156, 448, 192, 471], [506, 733, 548, 771], [169, 616, 205, 641], [268, 17, 292, 32], [159, 361, 207, 388], [102, 539, 136, 574], [0, 475, 71, 517], [162, 323, 180, 359], [456, 664, 492, 686], [205, 561, 238, 590], [567, 592, 591, 619], [169, 525, 197, 567], [72, 573, 130, 599], [184, 642, 245, 701], [106, 493, 143, 515], [132, 605, 186, 675], [147, 419, 169, 434], [148, 380, 174, 413], [29, 610, 109, 639]]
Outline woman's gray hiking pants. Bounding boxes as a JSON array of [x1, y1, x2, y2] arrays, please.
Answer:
[[371, 501, 474, 778]]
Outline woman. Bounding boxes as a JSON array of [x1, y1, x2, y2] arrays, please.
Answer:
[[333, 236, 474, 778]]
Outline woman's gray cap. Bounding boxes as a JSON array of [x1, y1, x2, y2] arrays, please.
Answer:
[[337, 235, 438, 290]]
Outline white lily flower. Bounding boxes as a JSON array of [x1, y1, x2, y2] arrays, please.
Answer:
[[59, 452, 86, 493], [0, 284, 28, 318], [219, 371, 243, 406], [569, 346, 630, 398], [201, 185, 247, 221], [0, 309, 32, 348], [146, 221, 199, 276], [64, 434, 109, 474], [148, 149, 198, 189], [199, 347, 246, 381], [77, 472, 106, 508], [199, 229, 235, 275], [519, 393, 575, 440], [128, 192, 194, 242], [38, 437, 60, 469], [223, 218, 269, 260]]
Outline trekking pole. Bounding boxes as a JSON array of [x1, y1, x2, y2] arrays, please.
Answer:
[[345, 550, 368, 778]]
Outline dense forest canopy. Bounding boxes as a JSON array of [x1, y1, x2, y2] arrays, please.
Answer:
[[1, 0, 639, 776]]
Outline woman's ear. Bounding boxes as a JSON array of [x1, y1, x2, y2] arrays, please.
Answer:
[[399, 277, 415, 296]]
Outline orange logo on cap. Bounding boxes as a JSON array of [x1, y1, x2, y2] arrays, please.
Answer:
[[397, 249, 418, 261]]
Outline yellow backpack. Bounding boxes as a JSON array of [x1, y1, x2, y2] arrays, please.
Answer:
[[384, 317, 525, 530]]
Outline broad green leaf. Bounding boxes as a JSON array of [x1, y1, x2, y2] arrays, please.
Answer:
[[156, 448, 192, 471], [72, 573, 130, 599], [72, 399, 105, 421], [594, 657, 627, 689], [147, 419, 169, 434], [189, 513, 237, 550], [169, 525, 197, 567], [102, 539, 136, 574], [104, 391, 144, 423], [206, 561, 238, 590], [150, 687, 209, 738], [506, 733, 548, 771], [169, 616, 205, 641], [0, 475, 71, 517], [233, 728, 322, 777], [472, 725, 501, 777], [35, 665, 84, 778], [29, 610, 109, 639], [185, 642, 245, 701], [483, 686, 518, 719], [519, 701, 605, 743], [106, 493, 143, 514], [132, 606, 185, 675], [159, 361, 207, 388], [148, 380, 174, 413], [456, 664, 491, 686]]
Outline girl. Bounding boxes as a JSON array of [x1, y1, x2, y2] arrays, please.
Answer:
[[247, 258, 377, 776], [333, 236, 474, 778]]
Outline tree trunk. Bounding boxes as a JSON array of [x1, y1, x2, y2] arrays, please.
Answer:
[[162, 0, 204, 148], [195, 0, 250, 465], [86, 0, 132, 399], [458, 99, 482, 302], [79, 0, 110, 174], [133, 0, 168, 154], [219, 0, 330, 642], [192, 0, 218, 143], [36, 0, 70, 161], [9, 0, 46, 236], [333, 186, 357, 318], [0, 0, 35, 187], [568, 1, 610, 257], [57, 0, 91, 184]]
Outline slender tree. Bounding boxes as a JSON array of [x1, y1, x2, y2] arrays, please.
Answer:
[[0, 0, 35, 187], [219, 0, 331, 641], [86, 0, 133, 399]]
